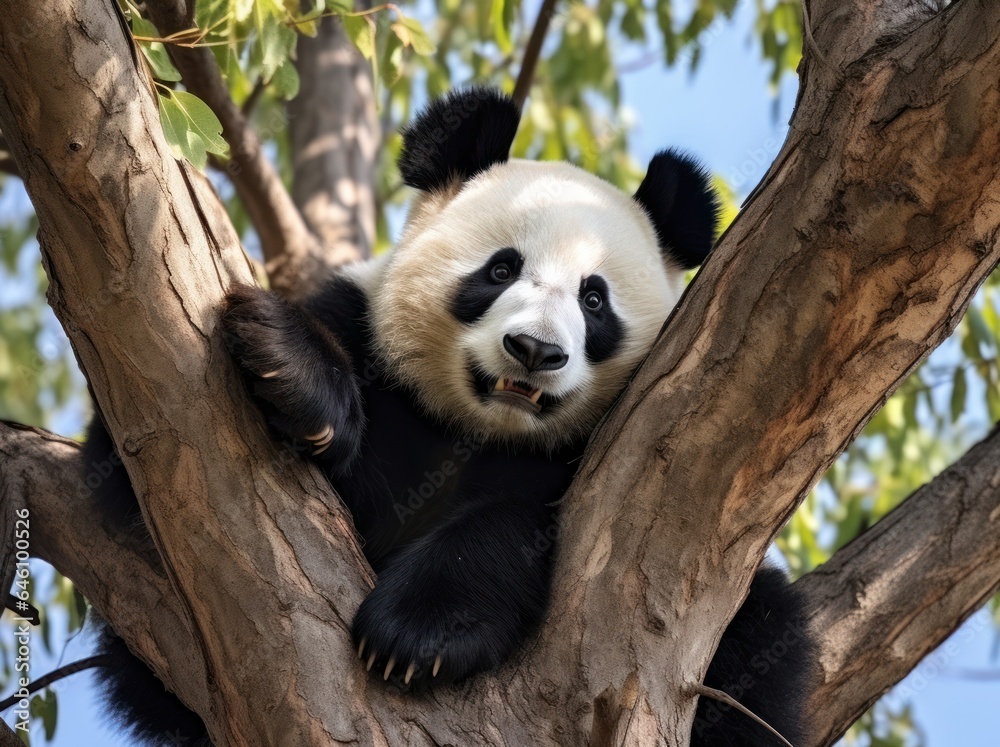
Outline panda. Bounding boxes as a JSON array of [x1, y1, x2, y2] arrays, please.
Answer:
[[84, 87, 815, 746]]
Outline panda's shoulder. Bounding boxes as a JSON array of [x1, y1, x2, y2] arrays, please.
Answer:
[[305, 256, 386, 356]]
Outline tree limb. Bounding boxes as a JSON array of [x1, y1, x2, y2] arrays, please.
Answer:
[[797, 425, 1000, 746], [0, 423, 209, 719], [512, 0, 559, 109], [143, 0, 326, 297], [289, 8, 378, 265]]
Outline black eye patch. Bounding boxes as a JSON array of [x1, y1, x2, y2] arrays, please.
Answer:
[[450, 248, 523, 324], [580, 275, 623, 363]]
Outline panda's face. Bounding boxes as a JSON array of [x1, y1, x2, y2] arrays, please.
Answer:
[[371, 160, 685, 448]]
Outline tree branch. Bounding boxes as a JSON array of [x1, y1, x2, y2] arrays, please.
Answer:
[[797, 425, 1000, 746], [143, 0, 326, 297], [0, 655, 111, 712], [289, 8, 377, 264], [0, 423, 209, 718], [512, 0, 558, 110]]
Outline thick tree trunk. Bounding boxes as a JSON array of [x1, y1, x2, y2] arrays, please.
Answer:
[[289, 10, 378, 266], [0, 0, 998, 745]]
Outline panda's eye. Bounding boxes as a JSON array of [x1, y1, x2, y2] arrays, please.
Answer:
[[583, 290, 603, 311], [490, 262, 513, 283]]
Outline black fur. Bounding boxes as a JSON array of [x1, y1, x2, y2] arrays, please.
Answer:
[[450, 247, 523, 324], [93, 617, 209, 747], [634, 149, 721, 269], [695, 568, 817, 746], [399, 87, 521, 192], [579, 275, 623, 363]]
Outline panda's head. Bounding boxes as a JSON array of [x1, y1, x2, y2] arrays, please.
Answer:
[[370, 88, 719, 448]]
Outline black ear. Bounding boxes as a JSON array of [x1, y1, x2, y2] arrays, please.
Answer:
[[633, 150, 720, 269], [398, 87, 521, 192]]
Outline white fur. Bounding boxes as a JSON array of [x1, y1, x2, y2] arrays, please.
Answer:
[[360, 159, 686, 448]]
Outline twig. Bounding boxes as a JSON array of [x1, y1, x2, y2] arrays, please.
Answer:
[[800, 0, 840, 79], [512, 0, 559, 110], [241, 76, 267, 117], [687, 684, 796, 747], [0, 655, 111, 711]]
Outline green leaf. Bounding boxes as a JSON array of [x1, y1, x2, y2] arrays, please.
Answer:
[[344, 15, 376, 60], [395, 17, 437, 55], [157, 90, 229, 170], [491, 0, 512, 53], [256, 13, 298, 82], [380, 31, 405, 88], [29, 690, 57, 740], [271, 61, 301, 100], [131, 16, 182, 83], [950, 366, 967, 422]]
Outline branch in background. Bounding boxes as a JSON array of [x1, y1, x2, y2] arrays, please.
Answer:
[[0, 423, 210, 719], [797, 426, 1000, 747], [144, 0, 325, 297], [512, 0, 559, 110], [289, 6, 377, 265], [0, 655, 111, 712]]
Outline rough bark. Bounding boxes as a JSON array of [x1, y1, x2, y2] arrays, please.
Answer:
[[289, 11, 378, 265], [798, 424, 1000, 746], [0, 422, 209, 718], [0, 4, 373, 742], [0, 0, 997, 745]]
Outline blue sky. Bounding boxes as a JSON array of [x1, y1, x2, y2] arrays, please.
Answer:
[[2, 1, 999, 744]]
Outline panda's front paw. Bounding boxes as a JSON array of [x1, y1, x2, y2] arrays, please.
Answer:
[[351, 569, 513, 689], [221, 285, 363, 468]]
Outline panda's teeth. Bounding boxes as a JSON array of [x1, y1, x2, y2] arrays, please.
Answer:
[[494, 379, 506, 392], [529, 389, 543, 404]]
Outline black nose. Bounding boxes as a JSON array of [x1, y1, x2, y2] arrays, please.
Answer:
[[503, 334, 568, 372]]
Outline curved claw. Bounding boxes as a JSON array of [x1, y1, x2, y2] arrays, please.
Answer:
[[313, 428, 335, 447], [404, 661, 416, 685], [260, 370, 281, 379], [366, 651, 376, 672], [432, 656, 442, 678], [358, 638, 366, 660], [383, 656, 396, 681], [305, 424, 333, 442]]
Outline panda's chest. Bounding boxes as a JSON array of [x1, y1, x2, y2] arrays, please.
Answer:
[[334, 370, 580, 565]]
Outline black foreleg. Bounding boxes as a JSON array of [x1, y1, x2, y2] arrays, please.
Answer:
[[692, 566, 817, 747], [221, 285, 364, 474], [351, 492, 555, 688]]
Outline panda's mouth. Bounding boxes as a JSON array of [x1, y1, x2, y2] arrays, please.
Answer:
[[469, 365, 561, 414], [491, 378, 544, 413]]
